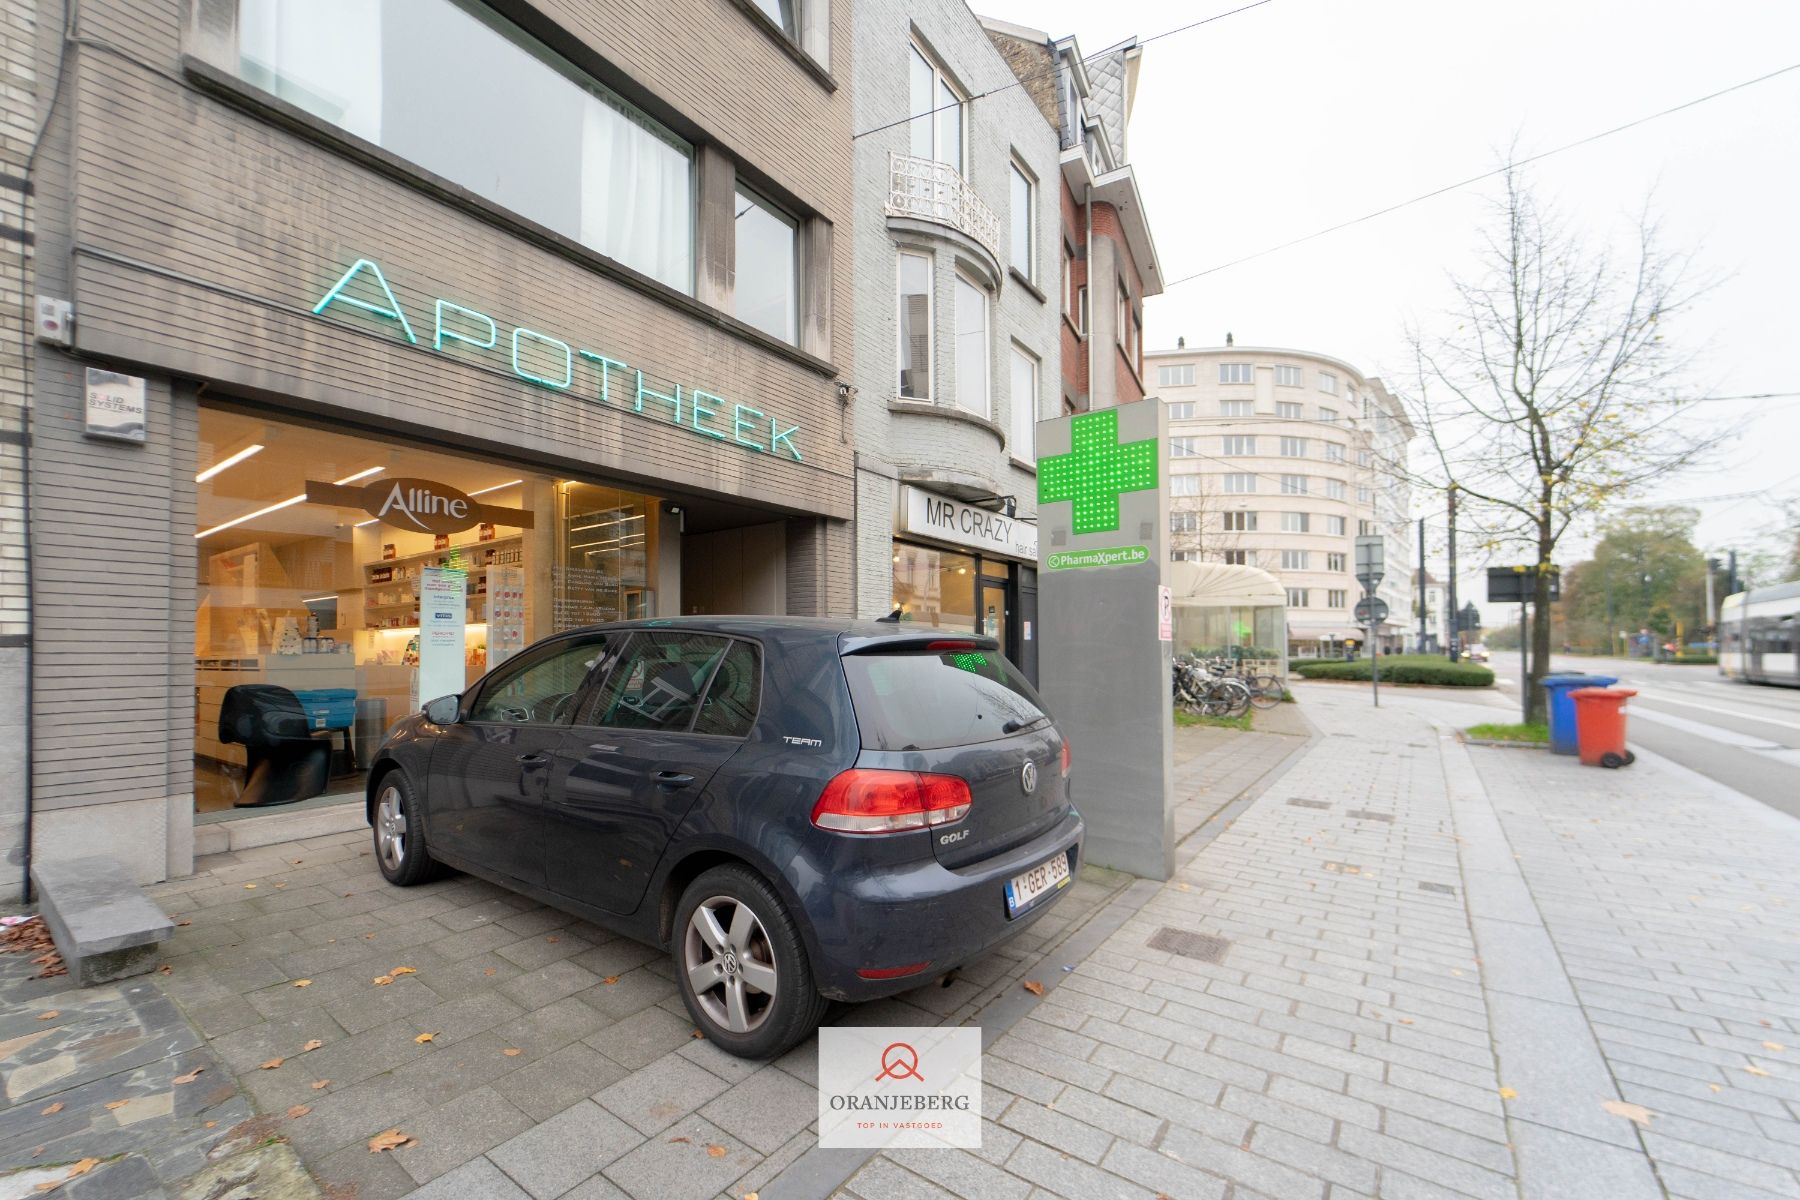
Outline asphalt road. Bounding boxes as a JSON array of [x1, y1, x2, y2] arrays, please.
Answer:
[[1489, 653, 1800, 820]]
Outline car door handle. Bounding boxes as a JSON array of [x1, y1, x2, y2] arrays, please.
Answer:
[[653, 770, 695, 788], [517, 752, 549, 765]]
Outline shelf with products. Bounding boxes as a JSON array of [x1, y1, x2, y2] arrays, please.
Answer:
[[363, 533, 523, 576]]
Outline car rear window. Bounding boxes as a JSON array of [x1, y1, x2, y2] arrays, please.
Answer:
[[842, 646, 1051, 751]]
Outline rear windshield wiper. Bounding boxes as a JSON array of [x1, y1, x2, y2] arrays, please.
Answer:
[[1001, 716, 1049, 735]]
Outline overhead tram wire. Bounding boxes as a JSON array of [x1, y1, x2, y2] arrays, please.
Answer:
[[1159, 60, 1800, 288], [850, 0, 1279, 142]]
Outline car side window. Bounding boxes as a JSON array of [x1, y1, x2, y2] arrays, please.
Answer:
[[578, 631, 731, 732], [469, 636, 612, 725], [692, 640, 762, 737]]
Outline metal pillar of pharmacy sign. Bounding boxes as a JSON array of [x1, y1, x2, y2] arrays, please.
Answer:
[[1035, 399, 1175, 880]]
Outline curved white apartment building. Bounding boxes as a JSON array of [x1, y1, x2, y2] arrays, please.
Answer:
[[1146, 344, 1414, 656]]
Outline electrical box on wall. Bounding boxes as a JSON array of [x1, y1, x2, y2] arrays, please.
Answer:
[[35, 296, 73, 347]]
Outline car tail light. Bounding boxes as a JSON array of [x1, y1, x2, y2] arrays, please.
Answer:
[[1061, 737, 1072, 776], [811, 769, 972, 834]]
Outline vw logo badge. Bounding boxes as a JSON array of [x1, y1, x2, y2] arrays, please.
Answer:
[[1020, 760, 1039, 795]]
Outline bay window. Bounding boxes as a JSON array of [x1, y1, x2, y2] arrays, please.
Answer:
[[898, 253, 933, 399], [909, 46, 964, 170], [955, 275, 990, 418]]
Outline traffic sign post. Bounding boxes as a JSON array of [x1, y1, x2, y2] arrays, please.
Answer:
[[1355, 535, 1385, 707]]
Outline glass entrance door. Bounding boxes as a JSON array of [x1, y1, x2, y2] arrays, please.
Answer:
[[979, 574, 1011, 659]]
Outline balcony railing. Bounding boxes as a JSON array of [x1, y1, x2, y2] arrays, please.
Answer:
[[885, 152, 1002, 263]]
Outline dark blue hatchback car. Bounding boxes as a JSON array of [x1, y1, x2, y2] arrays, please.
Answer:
[[366, 617, 1083, 1058]]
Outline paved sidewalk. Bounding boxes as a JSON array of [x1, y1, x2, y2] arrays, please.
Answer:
[[838, 680, 1800, 1199]]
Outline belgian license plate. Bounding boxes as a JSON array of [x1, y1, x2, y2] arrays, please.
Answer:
[[1005, 852, 1071, 917]]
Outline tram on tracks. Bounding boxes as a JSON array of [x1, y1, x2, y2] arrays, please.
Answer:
[[1719, 580, 1800, 686]]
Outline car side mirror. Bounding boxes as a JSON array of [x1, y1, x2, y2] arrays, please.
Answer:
[[423, 694, 462, 725]]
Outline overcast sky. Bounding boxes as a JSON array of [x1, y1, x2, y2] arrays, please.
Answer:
[[982, 0, 1800, 616]]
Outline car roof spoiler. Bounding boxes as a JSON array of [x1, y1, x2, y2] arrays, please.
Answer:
[[839, 630, 1002, 656]]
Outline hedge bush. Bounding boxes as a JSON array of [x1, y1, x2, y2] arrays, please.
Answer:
[[1292, 654, 1495, 687]]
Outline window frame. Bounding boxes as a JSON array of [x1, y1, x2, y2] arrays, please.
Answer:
[[953, 272, 991, 419], [1280, 512, 1310, 533], [1009, 342, 1040, 463], [1279, 436, 1308, 458], [1286, 587, 1310, 607], [1157, 364, 1196, 388], [1219, 398, 1253, 418], [1170, 436, 1198, 458], [1275, 401, 1304, 420], [909, 42, 967, 173], [574, 629, 766, 739], [1328, 589, 1347, 609], [1280, 549, 1309, 571], [896, 250, 934, 401], [1224, 473, 1256, 494], [1009, 158, 1036, 283], [733, 184, 800, 345], [1274, 365, 1303, 388], [1223, 510, 1256, 532], [1318, 371, 1338, 395], [1168, 401, 1195, 421], [1170, 474, 1201, 497], [1280, 474, 1309, 495], [1222, 435, 1255, 456], [1327, 552, 1346, 572], [1219, 363, 1254, 385], [467, 632, 617, 727]]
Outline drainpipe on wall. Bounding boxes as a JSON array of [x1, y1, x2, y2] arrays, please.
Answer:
[[1084, 183, 1094, 409]]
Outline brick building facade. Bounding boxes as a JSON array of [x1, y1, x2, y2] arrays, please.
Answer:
[[15, 0, 856, 886]]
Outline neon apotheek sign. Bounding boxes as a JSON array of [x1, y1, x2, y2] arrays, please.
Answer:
[[309, 258, 804, 462]]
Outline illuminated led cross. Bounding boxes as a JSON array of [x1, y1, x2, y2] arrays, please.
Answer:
[[1037, 409, 1160, 535]]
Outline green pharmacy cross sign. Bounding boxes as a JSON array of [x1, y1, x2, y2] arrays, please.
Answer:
[[1038, 409, 1159, 535]]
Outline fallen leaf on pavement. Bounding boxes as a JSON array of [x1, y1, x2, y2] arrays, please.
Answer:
[[706, 1145, 728, 1158], [1708, 1084, 1721, 1093], [39, 1102, 63, 1115], [1601, 1100, 1652, 1127], [104, 1100, 129, 1111], [173, 1068, 205, 1084], [415, 1032, 438, 1044], [292, 979, 312, 988], [1746, 1065, 1771, 1076], [368, 1129, 417, 1153], [66, 1160, 100, 1179], [312, 1080, 330, 1089], [390, 966, 417, 976], [691, 1030, 705, 1039], [1499, 1087, 1518, 1100], [204, 1120, 217, 1128], [363, 933, 376, 940], [36, 1011, 57, 1021], [301, 1040, 323, 1053], [175, 920, 191, 927], [668, 1136, 691, 1144], [260, 1058, 284, 1071], [483, 968, 497, 977], [287, 1105, 311, 1119], [372, 976, 393, 986], [745, 1193, 759, 1200], [1764, 1042, 1786, 1052], [603, 975, 620, 985], [546, 936, 560, 943], [502, 1049, 522, 1057], [1022, 980, 1045, 996], [157, 964, 173, 975], [244, 884, 257, 889]]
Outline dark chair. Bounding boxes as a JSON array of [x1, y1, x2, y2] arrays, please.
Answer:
[[217, 684, 331, 807]]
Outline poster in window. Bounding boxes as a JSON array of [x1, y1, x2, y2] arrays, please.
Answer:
[[417, 567, 467, 708], [489, 565, 526, 671]]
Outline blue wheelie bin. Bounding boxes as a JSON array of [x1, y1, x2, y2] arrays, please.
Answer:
[[1541, 674, 1619, 755]]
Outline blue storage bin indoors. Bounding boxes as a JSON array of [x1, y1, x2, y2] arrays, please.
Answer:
[[292, 687, 358, 730]]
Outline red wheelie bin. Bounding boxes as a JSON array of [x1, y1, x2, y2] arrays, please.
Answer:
[[1570, 687, 1637, 768]]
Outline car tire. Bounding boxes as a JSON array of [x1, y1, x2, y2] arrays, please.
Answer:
[[372, 770, 440, 887], [673, 865, 827, 1060]]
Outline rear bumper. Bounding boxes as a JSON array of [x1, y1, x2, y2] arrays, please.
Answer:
[[807, 809, 1085, 1002]]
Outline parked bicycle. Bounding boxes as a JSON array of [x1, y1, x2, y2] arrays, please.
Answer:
[[1200, 655, 1284, 710], [1173, 653, 1253, 717]]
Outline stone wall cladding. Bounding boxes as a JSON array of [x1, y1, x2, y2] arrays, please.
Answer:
[[28, 0, 858, 871], [851, 0, 1060, 616], [983, 29, 1059, 133]]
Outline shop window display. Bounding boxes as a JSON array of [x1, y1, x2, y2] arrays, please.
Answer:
[[193, 405, 657, 813]]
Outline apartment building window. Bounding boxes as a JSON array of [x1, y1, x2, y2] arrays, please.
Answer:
[[1280, 437, 1307, 457], [1170, 511, 1200, 533], [238, 0, 696, 292], [1280, 474, 1308, 494], [1280, 512, 1309, 533], [1225, 550, 1252, 566], [1222, 435, 1255, 456], [1281, 550, 1309, 570], [1362, 395, 1375, 420], [1347, 387, 1358, 410], [897, 252, 932, 399], [1168, 401, 1194, 420], [734, 187, 798, 344], [954, 275, 989, 418], [909, 45, 964, 170], [1224, 473, 1256, 494], [1171, 549, 1199, 563], [1158, 364, 1195, 387], [1358, 519, 1376, 536], [1324, 442, 1345, 463], [1319, 407, 1337, 424], [1275, 365, 1303, 387], [1327, 552, 1346, 571], [1171, 475, 1201, 496], [1286, 587, 1310, 607], [1358, 448, 1373, 467], [1220, 399, 1253, 417], [1223, 510, 1256, 531], [1328, 589, 1347, 608], [749, 0, 797, 37], [1061, 245, 1077, 322], [1219, 363, 1254, 384], [1326, 515, 1347, 535], [1318, 371, 1338, 395], [1275, 401, 1303, 420], [1009, 161, 1035, 282], [1326, 479, 1346, 500], [1009, 345, 1038, 462], [1117, 283, 1141, 375], [1170, 437, 1198, 458], [1357, 485, 1372, 503]]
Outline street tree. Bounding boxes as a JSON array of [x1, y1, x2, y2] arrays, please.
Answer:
[[1556, 505, 1706, 650], [1168, 474, 1245, 580], [1401, 167, 1719, 720]]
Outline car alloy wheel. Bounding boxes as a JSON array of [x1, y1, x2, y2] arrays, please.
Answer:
[[375, 784, 406, 872], [683, 895, 778, 1035]]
